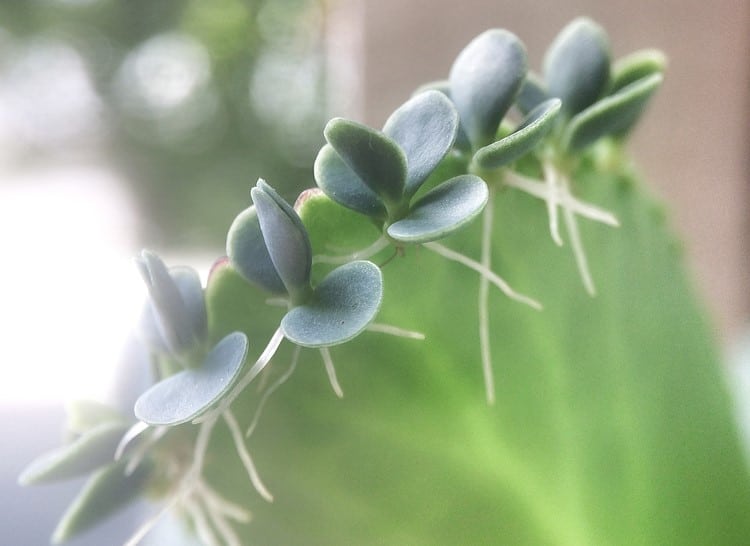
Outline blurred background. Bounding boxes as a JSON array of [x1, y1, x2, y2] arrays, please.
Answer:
[[0, 0, 747, 543]]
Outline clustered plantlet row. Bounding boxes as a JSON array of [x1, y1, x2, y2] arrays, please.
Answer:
[[21, 17, 664, 545]]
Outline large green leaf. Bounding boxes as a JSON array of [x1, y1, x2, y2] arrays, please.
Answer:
[[201, 159, 750, 544]]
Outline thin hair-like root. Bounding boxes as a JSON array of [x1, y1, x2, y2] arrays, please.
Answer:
[[423, 242, 542, 310], [223, 409, 274, 502], [366, 323, 426, 340], [320, 347, 344, 398], [246, 346, 301, 438], [479, 186, 496, 405]]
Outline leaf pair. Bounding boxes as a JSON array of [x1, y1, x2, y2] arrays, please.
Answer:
[[135, 251, 208, 358], [422, 29, 561, 170], [518, 17, 664, 152], [227, 180, 383, 348], [19, 408, 152, 543], [134, 252, 250, 426], [315, 91, 488, 244]]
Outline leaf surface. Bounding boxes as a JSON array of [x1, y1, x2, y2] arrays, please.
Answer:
[[383, 90, 458, 196], [202, 159, 750, 545], [281, 261, 383, 348], [387, 175, 488, 244], [134, 332, 249, 426]]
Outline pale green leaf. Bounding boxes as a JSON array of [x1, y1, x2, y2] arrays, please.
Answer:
[[543, 17, 610, 116], [134, 332, 249, 426], [449, 29, 527, 148], [281, 261, 383, 348]]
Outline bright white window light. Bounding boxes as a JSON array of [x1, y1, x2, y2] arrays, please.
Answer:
[[0, 167, 143, 403]]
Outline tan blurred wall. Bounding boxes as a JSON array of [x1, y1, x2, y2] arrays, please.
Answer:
[[350, 0, 749, 341]]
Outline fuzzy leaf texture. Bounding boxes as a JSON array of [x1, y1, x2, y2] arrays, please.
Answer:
[[202, 158, 750, 545], [543, 17, 610, 116]]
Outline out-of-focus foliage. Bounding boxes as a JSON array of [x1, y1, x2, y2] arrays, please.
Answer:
[[0, 0, 329, 246]]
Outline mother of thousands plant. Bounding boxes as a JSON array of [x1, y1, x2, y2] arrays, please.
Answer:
[[22, 17, 750, 546]]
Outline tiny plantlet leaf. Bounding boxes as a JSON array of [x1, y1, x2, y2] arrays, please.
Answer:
[[387, 175, 488, 244], [169, 266, 208, 344], [516, 71, 549, 115], [281, 261, 383, 348], [610, 48, 666, 94], [449, 29, 527, 148], [51, 460, 152, 544], [314, 144, 387, 220], [227, 204, 287, 294], [136, 251, 197, 355], [136, 301, 169, 353], [323, 118, 407, 205], [474, 98, 561, 169], [64, 400, 127, 436], [19, 422, 130, 485], [410, 81, 473, 151], [383, 90, 459, 196], [563, 73, 663, 151], [134, 332, 249, 426], [252, 180, 312, 301], [543, 17, 610, 116]]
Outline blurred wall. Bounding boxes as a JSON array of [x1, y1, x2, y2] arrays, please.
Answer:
[[354, 0, 749, 341]]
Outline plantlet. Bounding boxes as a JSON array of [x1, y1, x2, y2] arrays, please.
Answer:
[[21, 16, 750, 546]]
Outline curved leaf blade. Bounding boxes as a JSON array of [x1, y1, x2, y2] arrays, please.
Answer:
[[51, 460, 152, 544], [136, 251, 196, 354], [135, 301, 169, 353], [563, 73, 663, 151], [169, 266, 207, 343], [412, 81, 473, 152], [449, 29, 527, 148], [324, 118, 407, 205], [252, 180, 312, 302], [226, 205, 287, 294], [19, 422, 130, 485], [295, 188, 381, 259], [314, 144, 387, 220], [543, 17, 610, 116], [383, 90, 459, 196], [281, 261, 383, 348], [474, 98, 561, 169], [134, 332, 249, 426], [387, 175, 488, 243], [225, 164, 750, 546], [610, 48, 666, 94]]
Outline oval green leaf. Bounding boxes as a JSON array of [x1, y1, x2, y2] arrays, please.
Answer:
[[136, 301, 169, 353], [51, 460, 152, 544], [65, 400, 127, 436], [281, 261, 383, 348], [610, 48, 666, 93], [387, 175, 488, 244], [324, 118, 407, 205], [134, 332, 249, 426], [412, 81, 472, 152], [383, 90, 458, 196], [136, 251, 197, 354], [449, 29, 527, 148], [226, 205, 287, 294], [295, 188, 381, 259], [252, 180, 312, 302], [474, 98, 561, 169], [543, 17, 610, 116], [563, 73, 663, 151], [19, 422, 130, 486], [169, 266, 207, 343], [314, 144, 387, 220]]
